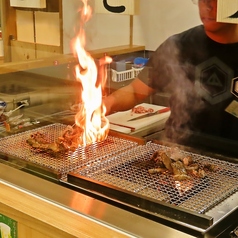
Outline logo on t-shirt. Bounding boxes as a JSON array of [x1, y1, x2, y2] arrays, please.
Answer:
[[231, 77, 238, 98], [195, 57, 233, 104]]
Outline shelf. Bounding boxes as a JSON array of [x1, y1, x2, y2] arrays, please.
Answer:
[[0, 45, 145, 74], [89, 45, 145, 58]]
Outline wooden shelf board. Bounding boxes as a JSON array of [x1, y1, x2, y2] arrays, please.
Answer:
[[0, 45, 145, 74]]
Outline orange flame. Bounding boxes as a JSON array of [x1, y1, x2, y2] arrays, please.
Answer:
[[73, 0, 112, 146]]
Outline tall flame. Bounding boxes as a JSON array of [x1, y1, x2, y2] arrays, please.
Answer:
[[73, 0, 112, 146]]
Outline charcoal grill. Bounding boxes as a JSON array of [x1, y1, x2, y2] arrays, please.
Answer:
[[0, 123, 238, 237], [72, 142, 238, 214], [0, 123, 141, 179], [66, 141, 238, 234]]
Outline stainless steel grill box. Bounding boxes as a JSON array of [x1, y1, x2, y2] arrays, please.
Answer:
[[0, 123, 238, 237]]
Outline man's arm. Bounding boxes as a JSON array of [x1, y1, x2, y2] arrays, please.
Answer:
[[103, 78, 155, 114]]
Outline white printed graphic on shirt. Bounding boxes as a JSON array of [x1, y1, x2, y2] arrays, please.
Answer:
[[195, 57, 233, 104], [231, 77, 238, 99], [226, 100, 238, 118]]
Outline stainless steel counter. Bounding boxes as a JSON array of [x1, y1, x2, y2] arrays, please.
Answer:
[[0, 163, 194, 238]]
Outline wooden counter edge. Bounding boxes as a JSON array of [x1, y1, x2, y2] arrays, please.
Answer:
[[0, 180, 130, 238], [0, 45, 145, 74]]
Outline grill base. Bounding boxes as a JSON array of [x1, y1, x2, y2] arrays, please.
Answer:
[[0, 123, 238, 230]]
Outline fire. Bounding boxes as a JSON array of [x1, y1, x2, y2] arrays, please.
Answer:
[[73, 0, 112, 146]]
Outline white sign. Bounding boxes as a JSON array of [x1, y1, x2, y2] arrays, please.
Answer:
[[10, 0, 46, 9], [217, 0, 238, 23]]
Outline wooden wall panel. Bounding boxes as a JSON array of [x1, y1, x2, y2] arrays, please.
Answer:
[[36, 43, 62, 58], [2, 0, 63, 63], [0, 181, 129, 238], [1, 0, 17, 62], [10, 40, 36, 62], [10, 40, 62, 62]]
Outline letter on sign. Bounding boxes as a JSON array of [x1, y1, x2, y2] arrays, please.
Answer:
[[103, 0, 126, 13], [95, 0, 139, 15]]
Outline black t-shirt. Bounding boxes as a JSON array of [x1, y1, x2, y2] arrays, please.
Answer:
[[138, 25, 238, 146]]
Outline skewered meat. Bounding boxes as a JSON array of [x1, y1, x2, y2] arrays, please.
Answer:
[[149, 148, 208, 181]]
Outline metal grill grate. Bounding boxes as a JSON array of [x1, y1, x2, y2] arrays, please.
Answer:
[[1, 123, 238, 214], [76, 142, 238, 214], [0, 123, 138, 178]]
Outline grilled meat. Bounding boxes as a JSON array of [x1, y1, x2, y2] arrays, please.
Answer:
[[26, 125, 83, 154], [202, 162, 217, 172], [26, 132, 61, 153], [149, 148, 208, 181], [185, 163, 199, 171], [169, 147, 184, 161], [171, 161, 190, 181], [182, 156, 193, 166], [192, 168, 206, 178], [148, 167, 167, 174], [150, 150, 160, 163], [57, 125, 83, 151], [160, 152, 173, 172], [150, 150, 166, 168]]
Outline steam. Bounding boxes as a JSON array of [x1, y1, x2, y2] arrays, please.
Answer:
[[147, 36, 206, 143]]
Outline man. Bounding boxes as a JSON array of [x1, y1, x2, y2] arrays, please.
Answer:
[[104, 0, 238, 152]]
